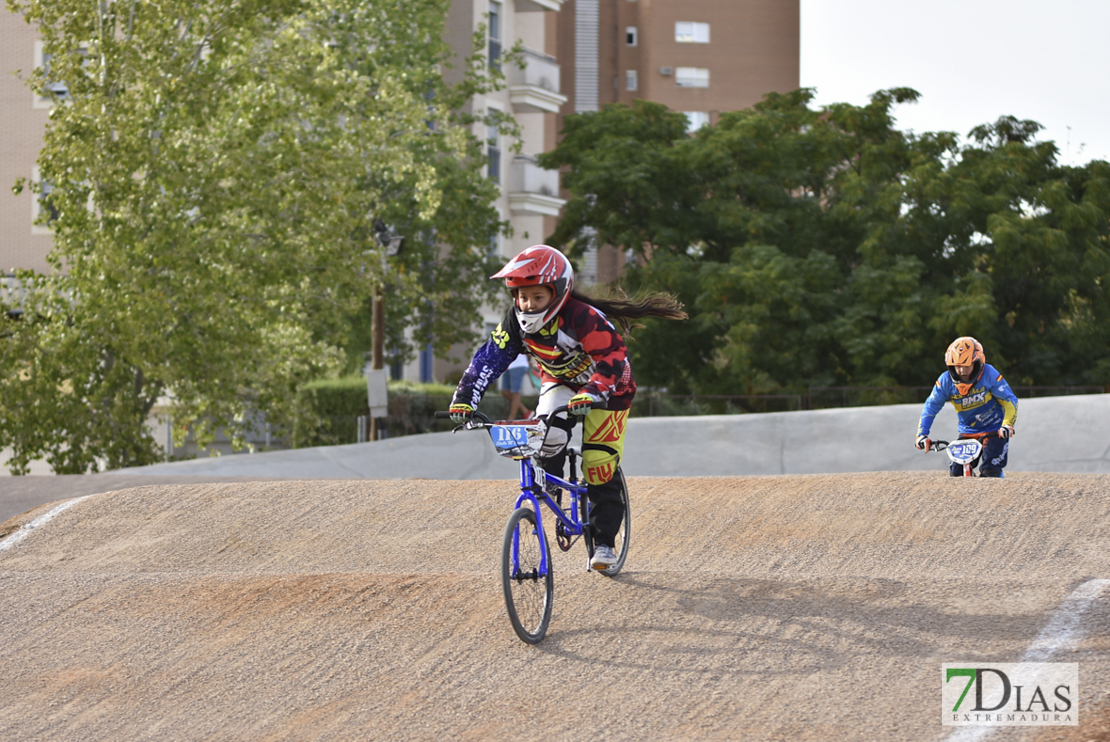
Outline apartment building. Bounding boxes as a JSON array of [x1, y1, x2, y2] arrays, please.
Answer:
[[0, 11, 52, 275], [555, 0, 799, 282], [429, 2, 798, 384], [413, 0, 568, 384], [559, 0, 798, 122]]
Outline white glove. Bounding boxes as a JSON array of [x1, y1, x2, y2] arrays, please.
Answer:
[[999, 425, 1014, 440], [915, 435, 930, 451]]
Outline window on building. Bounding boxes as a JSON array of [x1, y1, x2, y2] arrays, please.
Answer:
[[625, 70, 638, 92], [675, 67, 709, 88], [488, 212, 502, 258], [34, 42, 85, 107], [30, 167, 56, 235], [684, 112, 710, 133], [40, 53, 71, 100], [488, 1, 502, 71], [675, 22, 710, 43], [487, 122, 501, 184], [419, 343, 434, 383], [626, 26, 637, 46], [38, 181, 59, 224]]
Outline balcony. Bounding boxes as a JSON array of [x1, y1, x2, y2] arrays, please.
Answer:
[[508, 49, 567, 114], [508, 156, 565, 216], [516, 0, 564, 11]]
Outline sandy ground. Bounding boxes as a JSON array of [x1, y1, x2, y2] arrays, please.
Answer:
[[0, 476, 304, 525], [1, 472, 1109, 741]]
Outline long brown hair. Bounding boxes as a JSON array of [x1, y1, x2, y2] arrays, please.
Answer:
[[570, 286, 687, 336]]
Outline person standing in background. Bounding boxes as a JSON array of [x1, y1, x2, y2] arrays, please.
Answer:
[[500, 353, 533, 420]]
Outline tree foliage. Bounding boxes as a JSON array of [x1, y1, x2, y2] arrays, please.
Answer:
[[1, 0, 508, 473], [540, 91, 1110, 395]]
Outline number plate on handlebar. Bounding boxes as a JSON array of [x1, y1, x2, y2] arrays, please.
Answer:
[[945, 438, 983, 465], [488, 421, 549, 458]]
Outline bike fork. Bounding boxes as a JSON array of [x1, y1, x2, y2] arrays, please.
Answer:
[[512, 524, 550, 580]]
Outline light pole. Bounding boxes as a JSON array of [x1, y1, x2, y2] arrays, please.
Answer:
[[368, 225, 404, 441]]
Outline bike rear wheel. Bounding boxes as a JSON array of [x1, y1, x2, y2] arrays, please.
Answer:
[[582, 467, 631, 577], [501, 507, 554, 644]]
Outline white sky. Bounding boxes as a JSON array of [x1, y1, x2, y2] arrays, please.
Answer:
[[800, 0, 1110, 165]]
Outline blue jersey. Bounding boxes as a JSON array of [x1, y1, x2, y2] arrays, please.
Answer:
[[917, 364, 1018, 437]]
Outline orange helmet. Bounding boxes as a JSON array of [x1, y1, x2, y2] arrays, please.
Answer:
[[491, 245, 574, 333], [945, 337, 985, 395]]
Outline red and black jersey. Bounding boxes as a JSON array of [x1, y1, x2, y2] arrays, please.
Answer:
[[452, 296, 636, 411]]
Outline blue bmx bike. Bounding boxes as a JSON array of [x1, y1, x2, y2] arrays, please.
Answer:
[[435, 405, 631, 644]]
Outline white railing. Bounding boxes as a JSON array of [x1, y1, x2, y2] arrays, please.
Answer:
[[508, 48, 567, 114], [508, 48, 562, 94], [516, 0, 564, 13], [508, 156, 565, 216], [510, 156, 559, 197]]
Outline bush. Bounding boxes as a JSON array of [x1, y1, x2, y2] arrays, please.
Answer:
[[298, 377, 371, 417], [293, 376, 535, 447], [292, 377, 368, 447], [383, 381, 518, 437]]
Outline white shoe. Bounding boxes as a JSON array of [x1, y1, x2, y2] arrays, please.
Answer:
[[590, 544, 618, 570]]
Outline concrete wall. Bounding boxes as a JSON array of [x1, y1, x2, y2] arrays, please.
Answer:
[[622, 394, 1108, 476], [113, 394, 1110, 478]]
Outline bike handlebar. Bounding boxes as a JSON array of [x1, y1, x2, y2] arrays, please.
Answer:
[[434, 410, 493, 424], [926, 435, 1001, 453], [434, 402, 604, 427]]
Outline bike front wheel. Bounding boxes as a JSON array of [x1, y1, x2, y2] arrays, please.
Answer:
[[501, 507, 554, 644]]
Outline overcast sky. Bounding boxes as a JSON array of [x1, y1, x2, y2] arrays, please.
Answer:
[[799, 0, 1110, 165]]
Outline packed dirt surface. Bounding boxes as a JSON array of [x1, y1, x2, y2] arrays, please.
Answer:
[[2, 472, 1109, 741], [0, 475, 303, 525]]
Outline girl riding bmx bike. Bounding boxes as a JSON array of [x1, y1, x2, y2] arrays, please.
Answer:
[[448, 245, 685, 570]]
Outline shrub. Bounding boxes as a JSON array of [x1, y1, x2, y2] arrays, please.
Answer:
[[292, 376, 533, 446]]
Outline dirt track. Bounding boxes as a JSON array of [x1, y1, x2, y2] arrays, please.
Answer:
[[2, 473, 1109, 741]]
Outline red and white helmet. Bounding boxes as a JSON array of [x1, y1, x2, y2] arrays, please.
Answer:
[[491, 245, 574, 334]]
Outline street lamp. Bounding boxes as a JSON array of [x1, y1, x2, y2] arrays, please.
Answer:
[[367, 222, 404, 441]]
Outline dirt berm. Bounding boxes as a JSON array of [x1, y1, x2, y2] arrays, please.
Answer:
[[2, 473, 1109, 741]]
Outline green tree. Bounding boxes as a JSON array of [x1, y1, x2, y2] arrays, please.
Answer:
[[541, 91, 1110, 395], [1, 0, 509, 473]]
